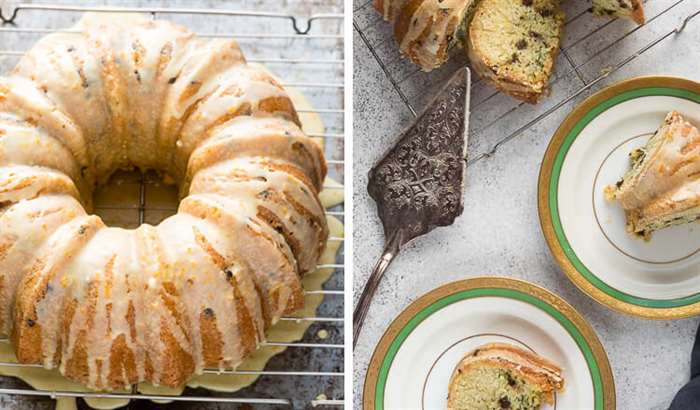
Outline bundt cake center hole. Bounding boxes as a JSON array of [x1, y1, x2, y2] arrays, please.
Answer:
[[92, 169, 180, 229]]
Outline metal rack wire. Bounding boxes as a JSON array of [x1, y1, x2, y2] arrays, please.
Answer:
[[0, 2, 345, 408]]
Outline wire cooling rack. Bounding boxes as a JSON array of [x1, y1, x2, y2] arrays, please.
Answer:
[[0, 1, 345, 408], [354, 0, 700, 165]]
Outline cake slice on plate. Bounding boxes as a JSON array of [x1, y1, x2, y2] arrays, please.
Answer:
[[592, 0, 645, 25], [606, 111, 700, 239], [448, 343, 564, 410], [467, 0, 564, 103]]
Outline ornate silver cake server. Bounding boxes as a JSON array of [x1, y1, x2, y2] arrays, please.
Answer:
[[353, 68, 471, 346]]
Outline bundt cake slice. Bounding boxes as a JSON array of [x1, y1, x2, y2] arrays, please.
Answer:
[[0, 13, 328, 391], [605, 111, 700, 239], [468, 0, 564, 103], [392, 0, 479, 71], [592, 0, 645, 25], [448, 343, 565, 410]]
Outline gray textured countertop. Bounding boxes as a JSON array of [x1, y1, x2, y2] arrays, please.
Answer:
[[353, 1, 700, 409]]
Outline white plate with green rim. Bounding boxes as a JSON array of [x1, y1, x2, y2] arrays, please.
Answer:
[[363, 277, 614, 410], [539, 76, 700, 319]]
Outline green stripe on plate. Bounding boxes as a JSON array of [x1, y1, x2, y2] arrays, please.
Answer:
[[375, 288, 604, 410], [549, 86, 700, 308]]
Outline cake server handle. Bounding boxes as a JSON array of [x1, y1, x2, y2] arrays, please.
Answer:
[[353, 231, 402, 347]]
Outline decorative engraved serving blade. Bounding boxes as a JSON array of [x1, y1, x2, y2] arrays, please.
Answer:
[[354, 68, 471, 346]]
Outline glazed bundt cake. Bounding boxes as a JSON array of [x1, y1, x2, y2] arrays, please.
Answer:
[[372, 0, 565, 102], [0, 13, 328, 390]]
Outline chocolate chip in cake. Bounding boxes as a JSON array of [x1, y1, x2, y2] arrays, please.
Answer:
[[529, 30, 543, 41], [26, 319, 35, 327], [538, 8, 553, 18], [522, 0, 533, 6], [499, 397, 511, 409], [203, 307, 214, 318], [168, 76, 178, 84], [505, 372, 517, 387], [515, 39, 528, 50]]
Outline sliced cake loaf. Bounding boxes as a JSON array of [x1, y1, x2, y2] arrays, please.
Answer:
[[448, 343, 565, 410], [467, 0, 564, 103], [592, 0, 645, 25], [605, 111, 700, 239]]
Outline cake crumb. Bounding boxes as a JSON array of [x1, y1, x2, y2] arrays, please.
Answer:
[[317, 329, 329, 339], [603, 185, 617, 201]]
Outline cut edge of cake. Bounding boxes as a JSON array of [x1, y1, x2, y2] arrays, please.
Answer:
[[467, 0, 565, 104]]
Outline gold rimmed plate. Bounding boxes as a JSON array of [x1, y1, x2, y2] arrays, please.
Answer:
[[539, 76, 700, 319], [363, 277, 614, 409]]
